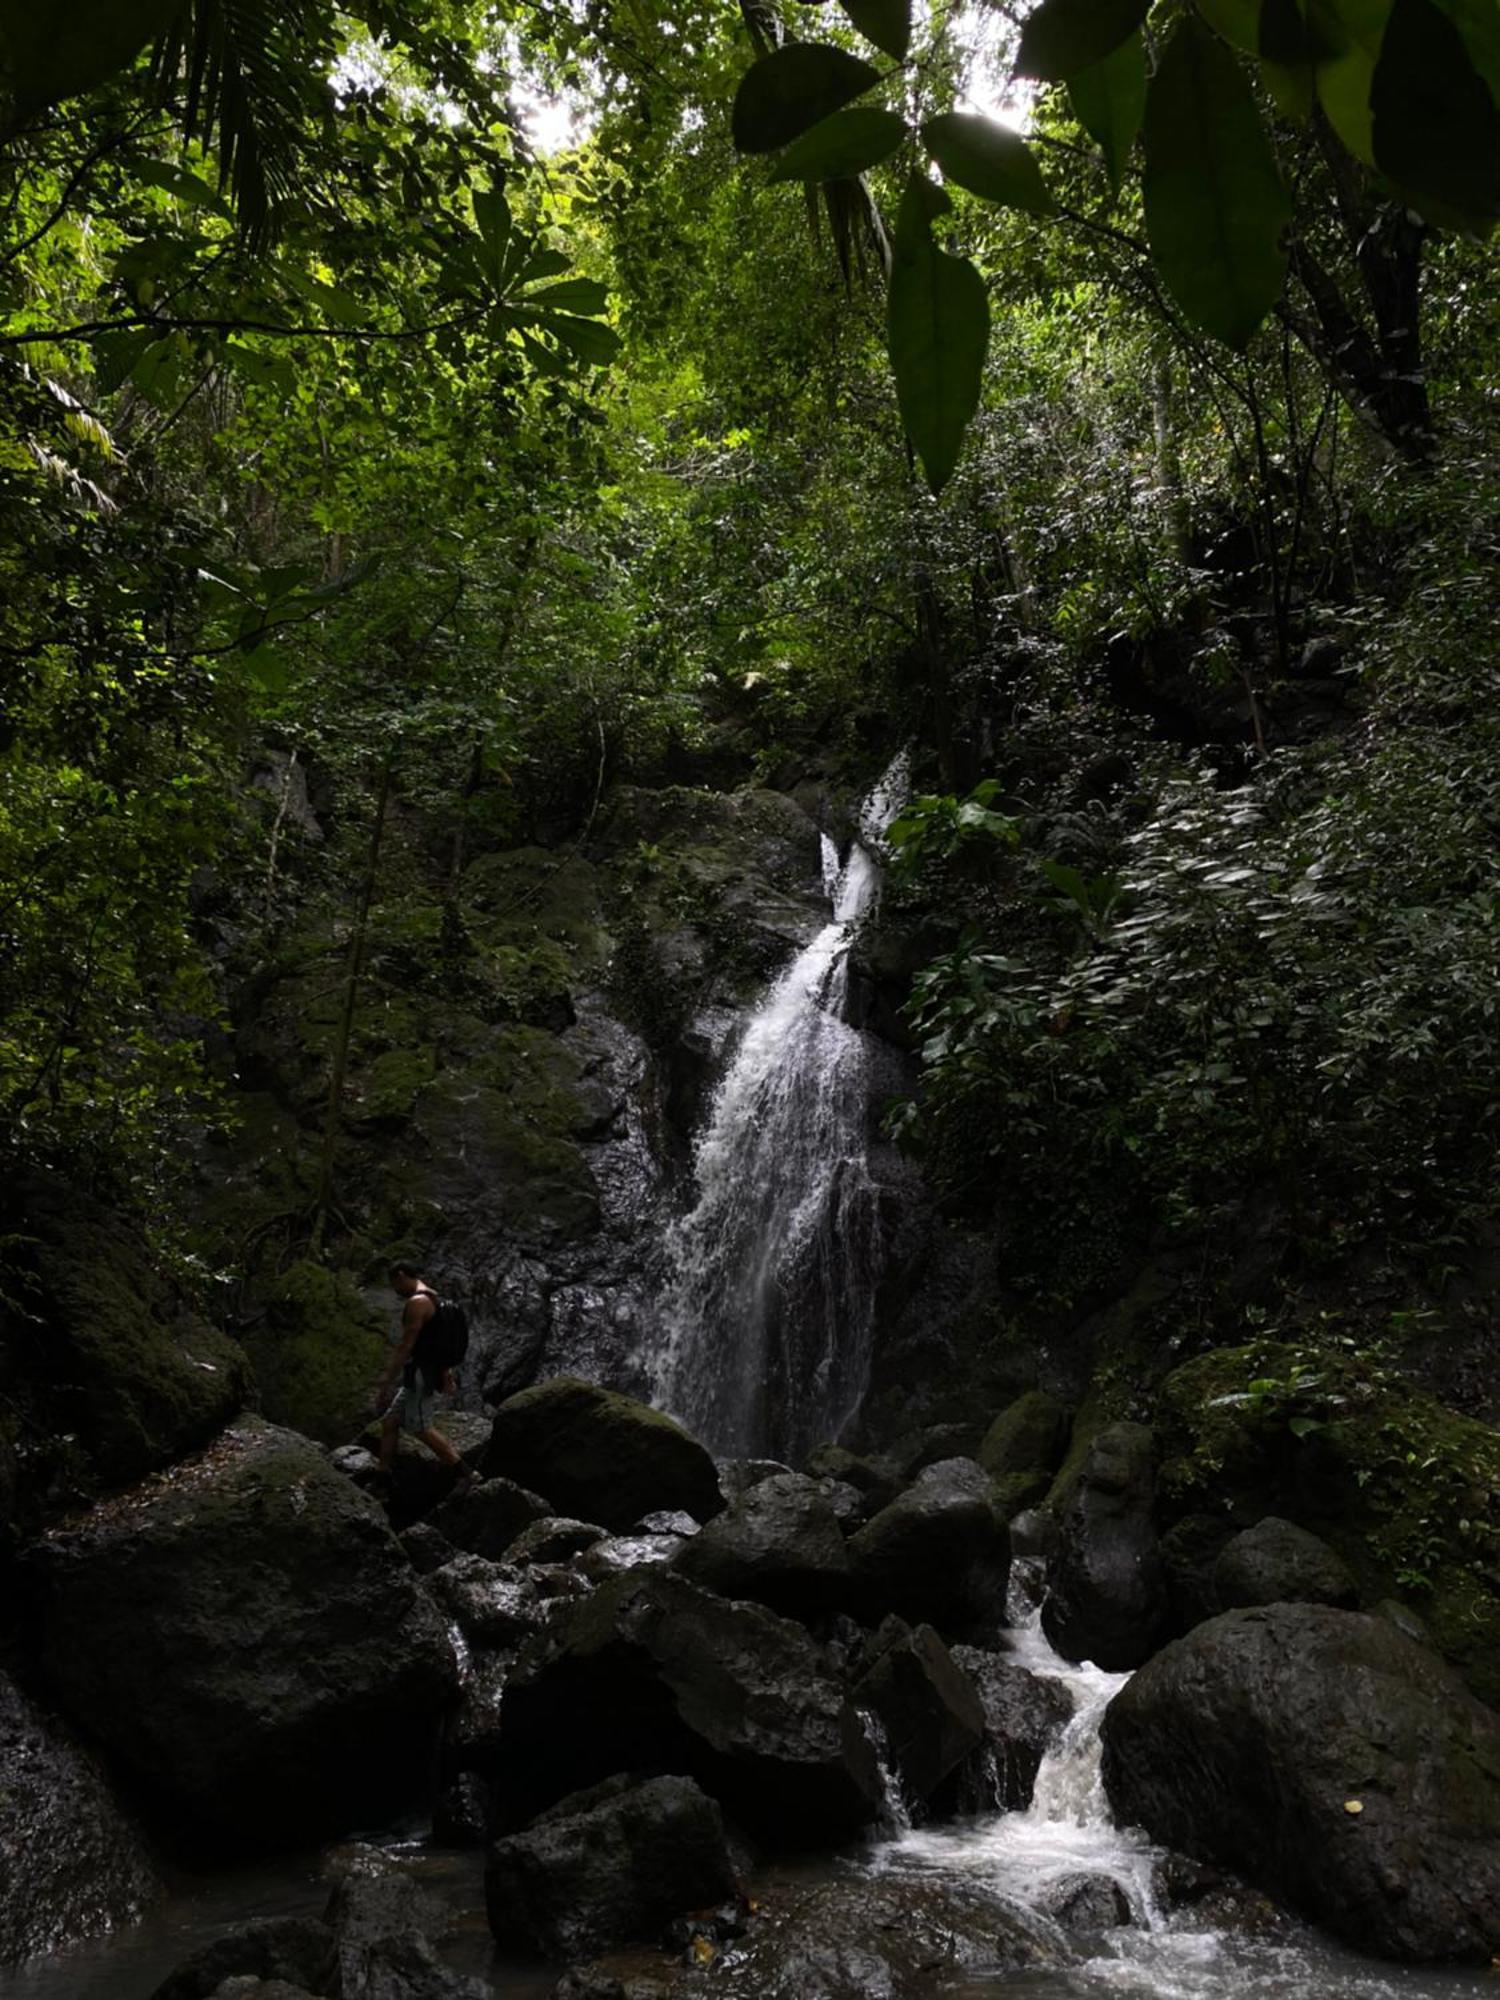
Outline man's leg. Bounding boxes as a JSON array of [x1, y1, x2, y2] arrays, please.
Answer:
[[418, 1425, 462, 1468], [378, 1410, 400, 1472]]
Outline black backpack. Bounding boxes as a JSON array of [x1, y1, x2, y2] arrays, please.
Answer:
[[413, 1297, 469, 1383]]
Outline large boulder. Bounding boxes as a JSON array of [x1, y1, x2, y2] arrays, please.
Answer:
[[150, 1917, 335, 2000], [323, 1868, 488, 2000], [1214, 1516, 1357, 1610], [1101, 1604, 1500, 1961], [0, 1670, 160, 1965], [483, 1379, 723, 1532], [848, 1620, 986, 1808], [31, 1420, 457, 1845], [492, 1571, 880, 1839], [847, 1459, 1009, 1639], [671, 1472, 851, 1616], [1043, 1423, 1165, 1670], [428, 1476, 551, 1560], [424, 1555, 547, 1650], [486, 1774, 738, 1956], [660, 1876, 1061, 1998]]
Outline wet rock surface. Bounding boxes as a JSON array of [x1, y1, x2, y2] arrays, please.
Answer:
[[1102, 1602, 1500, 1961], [486, 1773, 738, 1956], [847, 1619, 986, 1807], [150, 1916, 335, 2000], [31, 1420, 457, 1846], [1043, 1423, 1165, 1670], [0, 1668, 161, 1965], [492, 1570, 880, 1839], [847, 1458, 1010, 1639], [571, 1873, 1064, 1999], [671, 1470, 851, 1616], [936, 1644, 1076, 1812], [427, 1476, 552, 1561], [483, 1378, 724, 1531]]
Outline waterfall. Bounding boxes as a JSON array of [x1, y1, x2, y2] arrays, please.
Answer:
[[647, 755, 909, 1462]]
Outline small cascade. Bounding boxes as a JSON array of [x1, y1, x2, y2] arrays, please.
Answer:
[[647, 755, 908, 1461]]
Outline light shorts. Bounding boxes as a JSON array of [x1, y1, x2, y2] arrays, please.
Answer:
[[388, 1371, 435, 1434]]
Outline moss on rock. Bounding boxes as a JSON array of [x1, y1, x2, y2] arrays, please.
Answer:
[[1155, 1340, 1500, 1706], [245, 1260, 390, 1446]]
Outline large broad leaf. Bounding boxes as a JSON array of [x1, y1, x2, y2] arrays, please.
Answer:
[[0, 0, 180, 109], [733, 43, 883, 154], [525, 275, 611, 313], [538, 313, 623, 364], [472, 186, 512, 285], [920, 112, 1055, 214], [1016, 0, 1153, 81], [1067, 32, 1147, 188], [887, 172, 990, 494], [1143, 17, 1292, 348], [839, 0, 912, 60], [1372, 0, 1500, 225], [1309, 0, 1390, 161], [1195, 0, 1263, 50], [768, 105, 908, 181]]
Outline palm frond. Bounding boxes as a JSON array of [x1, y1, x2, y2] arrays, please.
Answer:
[[149, 0, 328, 247]]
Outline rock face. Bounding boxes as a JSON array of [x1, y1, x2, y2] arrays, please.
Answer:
[[0, 1670, 160, 1965], [32, 1421, 457, 1846], [1043, 1423, 1164, 1670], [671, 1471, 851, 1615], [493, 1571, 879, 1839], [847, 1459, 1009, 1638], [936, 1646, 1075, 1813], [1101, 1603, 1500, 1962], [484, 1378, 723, 1531], [1213, 1515, 1358, 1610], [486, 1774, 738, 1956]]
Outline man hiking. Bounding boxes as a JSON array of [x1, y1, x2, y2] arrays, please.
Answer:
[[375, 1262, 475, 1490]]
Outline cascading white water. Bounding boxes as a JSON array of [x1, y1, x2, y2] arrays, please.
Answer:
[[647, 756, 908, 1461], [869, 1561, 1489, 2000]]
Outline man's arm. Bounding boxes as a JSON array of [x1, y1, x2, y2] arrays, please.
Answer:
[[375, 1294, 435, 1413]]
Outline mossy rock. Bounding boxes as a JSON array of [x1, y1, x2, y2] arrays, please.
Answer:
[[1155, 1341, 1500, 1706], [3, 1184, 250, 1494], [979, 1391, 1072, 1486], [244, 1260, 390, 1446], [462, 848, 605, 962], [411, 1077, 600, 1242], [347, 1045, 437, 1129]]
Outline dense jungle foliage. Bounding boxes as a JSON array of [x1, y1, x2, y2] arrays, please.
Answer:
[[3, 0, 1500, 1342]]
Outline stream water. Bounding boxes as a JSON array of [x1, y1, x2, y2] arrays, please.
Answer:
[[648, 755, 909, 1461]]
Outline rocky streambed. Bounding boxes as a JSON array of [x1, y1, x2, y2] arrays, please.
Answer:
[[4, 1373, 1500, 2000]]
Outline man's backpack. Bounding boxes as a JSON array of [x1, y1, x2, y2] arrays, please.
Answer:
[[413, 1297, 469, 1383]]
